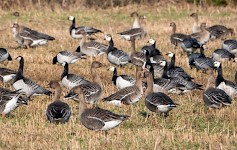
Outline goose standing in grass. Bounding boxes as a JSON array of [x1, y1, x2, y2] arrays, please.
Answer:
[[203, 70, 231, 109], [64, 61, 103, 104], [11, 23, 55, 48], [212, 49, 235, 61], [13, 56, 52, 98], [61, 62, 89, 90], [140, 39, 161, 57], [104, 34, 131, 66], [0, 48, 12, 63], [0, 67, 17, 83], [52, 46, 86, 65], [190, 13, 201, 33], [68, 16, 102, 39], [46, 81, 71, 123], [72, 86, 129, 131], [214, 61, 237, 98], [190, 23, 211, 46], [0, 89, 27, 117], [144, 71, 176, 117], [207, 25, 234, 39], [222, 39, 237, 54], [170, 22, 190, 47], [103, 67, 144, 106]]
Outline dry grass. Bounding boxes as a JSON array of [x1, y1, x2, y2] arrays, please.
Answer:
[[0, 4, 237, 149]]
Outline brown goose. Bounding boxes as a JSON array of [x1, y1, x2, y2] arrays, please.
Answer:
[[72, 86, 129, 131], [170, 22, 190, 47], [190, 23, 211, 46]]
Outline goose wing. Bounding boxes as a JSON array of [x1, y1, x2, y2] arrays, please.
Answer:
[[146, 92, 175, 106], [22, 26, 55, 40], [86, 41, 108, 53]]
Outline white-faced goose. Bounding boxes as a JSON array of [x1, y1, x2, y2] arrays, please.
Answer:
[[150, 55, 166, 64], [203, 70, 231, 109], [11, 23, 55, 48], [104, 34, 131, 66], [46, 81, 71, 123], [52, 46, 86, 65], [64, 61, 103, 104], [190, 13, 201, 33], [68, 16, 102, 39], [61, 62, 89, 90], [212, 49, 235, 61], [0, 48, 12, 63], [0, 67, 17, 83], [13, 56, 52, 98], [181, 37, 202, 54], [222, 39, 237, 54], [78, 29, 107, 56], [103, 67, 144, 106], [140, 39, 161, 57], [0, 89, 27, 117], [190, 23, 211, 46], [144, 71, 177, 117], [214, 61, 237, 98], [207, 25, 234, 39], [170, 22, 190, 47], [72, 86, 129, 131]]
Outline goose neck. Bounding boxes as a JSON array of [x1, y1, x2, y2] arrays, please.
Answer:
[[205, 70, 215, 90], [130, 39, 136, 53], [91, 68, 102, 88], [133, 17, 141, 28], [112, 68, 118, 85], [77, 90, 88, 118], [53, 86, 62, 101], [216, 64, 224, 86], [172, 24, 176, 34], [145, 74, 154, 97], [61, 63, 68, 79], [169, 55, 175, 68], [80, 35, 87, 47]]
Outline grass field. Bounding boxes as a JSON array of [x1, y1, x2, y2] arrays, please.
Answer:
[[0, 4, 237, 149]]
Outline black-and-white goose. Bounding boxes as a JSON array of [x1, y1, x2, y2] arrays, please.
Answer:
[[13, 56, 52, 98], [144, 71, 177, 117], [170, 22, 190, 47], [68, 16, 102, 39], [181, 37, 201, 54], [52, 46, 86, 64], [61, 62, 89, 90], [212, 49, 235, 61], [73, 86, 129, 131], [222, 39, 237, 54], [104, 34, 130, 66], [46, 81, 71, 123], [140, 39, 161, 57], [0, 48, 12, 63], [214, 61, 237, 98], [0, 67, 17, 83]]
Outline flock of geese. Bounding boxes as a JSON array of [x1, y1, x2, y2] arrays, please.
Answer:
[[0, 11, 237, 132]]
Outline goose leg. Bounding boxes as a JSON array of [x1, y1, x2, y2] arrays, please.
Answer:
[[1, 114, 6, 117]]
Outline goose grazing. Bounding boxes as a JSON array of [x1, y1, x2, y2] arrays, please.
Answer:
[[0, 90, 27, 117], [108, 66, 135, 90], [207, 25, 234, 39], [190, 13, 201, 33], [212, 49, 235, 61], [141, 39, 161, 57], [214, 61, 237, 98], [52, 46, 86, 65], [72, 86, 129, 131], [11, 23, 55, 48], [170, 22, 190, 47], [144, 71, 176, 117], [181, 37, 201, 54], [46, 81, 71, 123], [166, 52, 193, 80], [222, 39, 237, 54], [79, 29, 107, 56], [61, 62, 89, 90], [203, 70, 231, 109], [64, 61, 103, 104], [103, 67, 144, 106], [13, 56, 52, 98], [0, 67, 17, 83], [68, 16, 102, 39], [104, 34, 131, 66], [190, 23, 211, 46], [0, 48, 12, 63]]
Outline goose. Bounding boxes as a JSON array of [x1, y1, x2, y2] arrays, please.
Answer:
[[181, 37, 202, 54], [170, 22, 190, 47], [79, 29, 107, 56], [68, 16, 102, 39], [46, 81, 71, 123], [72, 86, 129, 131], [190, 13, 201, 33], [166, 52, 193, 80], [11, 23, 55, 48], [207, 25, 234, 39], [222, 39, 237, 54], [104, 34, 131, 66], [0, 67, 17, 83], [52, 46, 86, 64], [140, 39, 161, 57], [0, 89, 27, 117], [13, 56, 52, 98], [144, 71, 177, 117], [203, 70, 231, 109], [214, 61, 237, 98], [190, 23, 211, 46], [0, 48, 12, 63], [61, 62, 89, 90], [103, 67, 144, 106], [187, 46, 205, 69], [212, 49, 235, 61], [64, 61, 103, 104]]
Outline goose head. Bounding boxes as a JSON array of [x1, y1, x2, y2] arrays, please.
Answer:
[[200, 23, 207, 30], [169, 22, 176, 27], [147, 39, 156, 45], [190, 13, 198, 19], [48, 81, 60, 89], [213, 61, 221, 68], [158, 60, 167, 67], [107, 66, 116, 71], [68, 16, 75, 21], [12, 11, 20, 17], [166, 52, 174, 58], [91, 61, 103, 69], [104, 34, 112, 41], [130, 12, 139, 18], [15, 56, 23, 61]]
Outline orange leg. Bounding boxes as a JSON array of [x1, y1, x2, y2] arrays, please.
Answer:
[[1, 114, 6, 117]]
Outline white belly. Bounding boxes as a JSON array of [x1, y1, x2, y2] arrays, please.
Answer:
[[13, 80, 34, 97], [2, 98, 18, 114], [100, 120, 122, 131]]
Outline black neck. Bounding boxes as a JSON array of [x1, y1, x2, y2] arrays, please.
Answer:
[[168, 54, 175, 69], [151, 41, 156, 48], [162, 62, 169, 78], [61, 63, 69, 80], [69, 18, 76, 33], [107, 38, 115, 53], [200, 46, 205, 56], [216, 64, 224, 86], [76, 46, 80, 52], [112, 68, 118, 85], [14, 58, 24, 82]]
